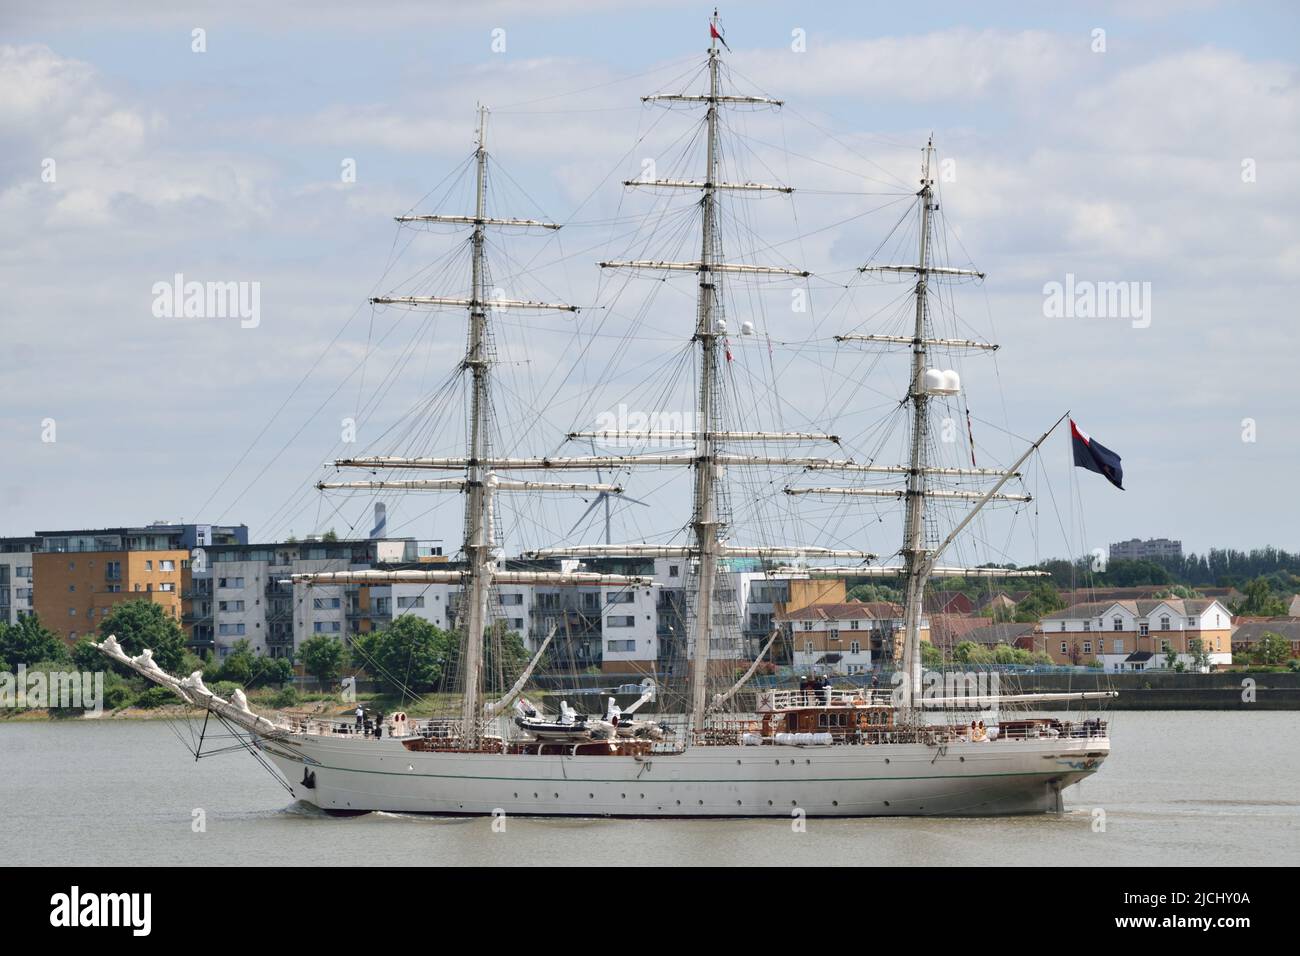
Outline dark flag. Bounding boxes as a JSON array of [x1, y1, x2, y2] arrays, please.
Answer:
[[1070, 419, 1124, 490], [710, 21, 731, 52]]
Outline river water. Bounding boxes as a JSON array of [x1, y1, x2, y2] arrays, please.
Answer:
[[1, 711, 1295, 866]]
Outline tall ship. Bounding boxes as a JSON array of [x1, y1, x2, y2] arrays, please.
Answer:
[[100, 12, 1113, 817]]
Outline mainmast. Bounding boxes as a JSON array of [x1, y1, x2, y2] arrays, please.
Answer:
[[688, 12, 724, 733], [460, 105, 493, 734], [899, 139, 936, 702]]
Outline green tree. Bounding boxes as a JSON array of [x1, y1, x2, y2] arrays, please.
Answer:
[[1251, 631, 1292, 666], [920, 641, 944, 670], [484, 626, 530, 693], [356, 615, 455, 694], [1188, 637, 1211, 671], [0, 615, 68, 669], [98, 600, 188, 672], [1231, 577, 1287, 617], [321, 529, 339, 542], [298, 634, 346, 686], [218, 639, 257, 685], [1163, 645, 1179, 669], [263, 656, 295, 687]]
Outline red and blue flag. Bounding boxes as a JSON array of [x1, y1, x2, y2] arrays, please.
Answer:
[[1070, 419, 1124, 490]]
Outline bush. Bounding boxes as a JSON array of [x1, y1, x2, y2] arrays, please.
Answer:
[[134, 686, 177, 709], [103, 684, 135, 710], [267, 686, 299, 709]]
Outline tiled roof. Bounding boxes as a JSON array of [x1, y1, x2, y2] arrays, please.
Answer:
[[1043, 597, 1223, 621], [777, 600, 903, 622], [1231, 619, 1300, 643]]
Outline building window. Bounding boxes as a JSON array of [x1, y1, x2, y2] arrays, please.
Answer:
[[668, 565, 680, 578], [1112, 639, 1122, 654], [396, 596, 425, 609], [145, 560, 153, 571], [1160, 615, 1170, 630], [160, 560, 175, 571], [1160, 639, 1169, 652], [158, 583, 174, 592], [1060, 642, 1068, 654], [605, 592, 634, 605], [606, 615, 635, 628], [607, 639, 636, 652], [1112, 617, 1123, 631], [218, 623, 246, 636], [1060, 622, 1066, 631], [805, 641, 814, 654], [313, 621, 341, 633], [849, 619, 860, 630], [850, 641, 861, 655], [1083, 641, 1092, 654], [499, 593, 524, 606], [803, 621, 814, 631], [218, 577, 245, 589], [312, 597, 341, 610], [219, 600, 246, 612], [1140, 622, 1149, 636], [829, 629, 840, 641], [1083, 620, 1091, 631], [1187, 617, 1195, 627]]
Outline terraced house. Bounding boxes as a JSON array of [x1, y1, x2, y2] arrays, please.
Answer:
[[1040, 598, 1233, 672]]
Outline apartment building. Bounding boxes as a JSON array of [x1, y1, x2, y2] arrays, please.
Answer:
[[0, 537, 39, 625], [1109, 537, 1183, 562], [33, 545, 189, 642], [1040, 598, 1232, 672]]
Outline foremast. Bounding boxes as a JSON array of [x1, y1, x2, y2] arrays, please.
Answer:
[[296, 108, 654, 747]]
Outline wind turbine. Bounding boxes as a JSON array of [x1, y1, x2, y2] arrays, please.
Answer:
[[570, 440, 650, 543]]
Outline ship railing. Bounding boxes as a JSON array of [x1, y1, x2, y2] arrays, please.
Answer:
[[760, 688, 893, 711]]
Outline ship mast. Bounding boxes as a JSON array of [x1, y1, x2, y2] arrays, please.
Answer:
[[294, 108, 659, 748], [899, 139, 936, 703], [460, 105, 493, 733], [688, 12, 724, 733]]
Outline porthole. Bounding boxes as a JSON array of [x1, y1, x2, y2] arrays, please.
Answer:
[[832, 800, 839, 806]]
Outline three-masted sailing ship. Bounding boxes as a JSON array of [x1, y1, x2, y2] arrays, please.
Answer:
[[100, 12, 1114, 816]]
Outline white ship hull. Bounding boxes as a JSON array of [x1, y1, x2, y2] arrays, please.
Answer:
[[256, 731, 1108, 817]]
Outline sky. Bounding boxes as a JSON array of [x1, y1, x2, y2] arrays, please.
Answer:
[[2, 0, 1297, 567]]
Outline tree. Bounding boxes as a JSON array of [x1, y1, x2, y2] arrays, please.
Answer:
[[1012, 583, 1066, 623], [1188, 638, 1211, 672], [0, 615, 68, 669], [920, 641, 943, 670], [218, 639, 257, 685], [1163, 645, 1179, 670], [484, 626, 530, 693], [298, 634, 346, 687], [98, 600, 188, 672], [263, 656, 295, 687], [356, 615, 455, 694], [1231, 577, 1287, 618], [321, 529, 339, 542], [1251, 631, 1292, 666]]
